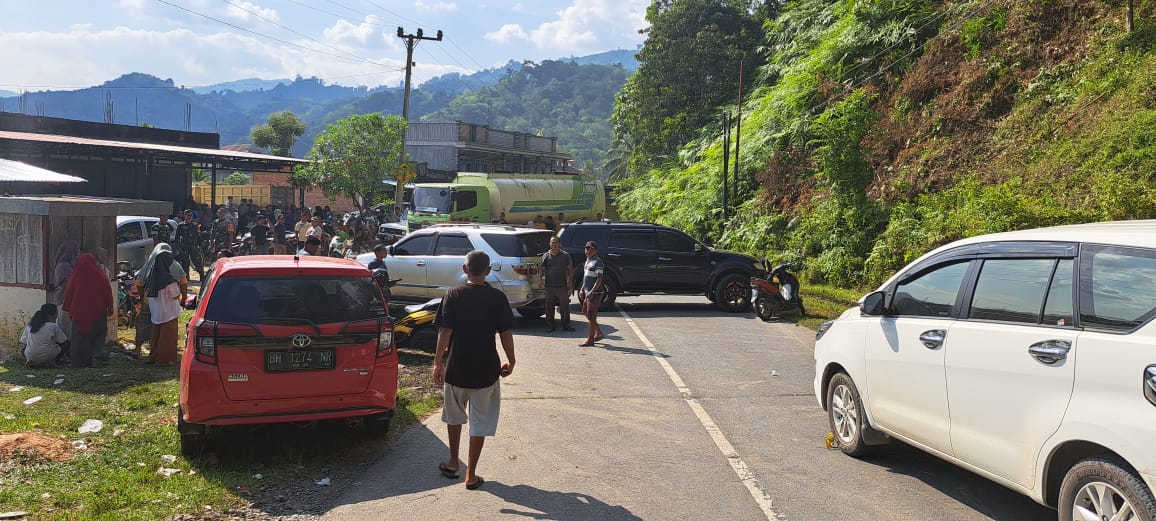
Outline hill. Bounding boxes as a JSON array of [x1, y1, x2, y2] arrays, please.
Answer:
[[613, 0, 1155, 288], [0, 50, 635, 162]]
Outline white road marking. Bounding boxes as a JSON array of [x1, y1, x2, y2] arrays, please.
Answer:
[[617, 306, 784, 521]]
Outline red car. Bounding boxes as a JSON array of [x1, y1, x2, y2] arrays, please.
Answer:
[[178, 256, 397, 454]]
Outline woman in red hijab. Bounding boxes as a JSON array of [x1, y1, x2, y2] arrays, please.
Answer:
[[62, 253, 113, 368]]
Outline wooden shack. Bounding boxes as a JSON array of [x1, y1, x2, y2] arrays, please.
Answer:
[[0, 195, 171, 343]]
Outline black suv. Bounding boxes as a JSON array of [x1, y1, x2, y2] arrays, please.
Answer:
[[558, 221, 766, 312]]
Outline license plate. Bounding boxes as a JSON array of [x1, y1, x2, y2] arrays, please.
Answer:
[[265, 349, 336, 372]]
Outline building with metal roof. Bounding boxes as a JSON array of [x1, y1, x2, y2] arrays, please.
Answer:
[[0, 113, 305, 209]]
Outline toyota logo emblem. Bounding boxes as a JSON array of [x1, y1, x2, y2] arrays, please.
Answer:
[[290, 334, 313, 349]]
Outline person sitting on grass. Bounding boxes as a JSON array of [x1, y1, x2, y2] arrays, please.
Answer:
[[20, 303, 70, 368]]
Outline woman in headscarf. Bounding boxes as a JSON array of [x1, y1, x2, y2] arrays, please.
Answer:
[[143, 249, 186, 365], [62, 253, 114, 368], [52, 240, 80, 340], [135, 243, 187, 360]]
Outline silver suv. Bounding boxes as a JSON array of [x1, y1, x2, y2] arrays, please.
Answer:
[[356, 224, 553, 317]]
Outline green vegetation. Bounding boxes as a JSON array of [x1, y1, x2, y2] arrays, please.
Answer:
[[615, 0, 1156, 288], [0, 311, 442, 519], [294, 113, 408, 210], [250, 110, 306, 157], [220, 172, 250, 185]]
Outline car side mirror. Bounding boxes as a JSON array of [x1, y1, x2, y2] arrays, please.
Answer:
[[861, 291, 886, 316], [184, 295, 198, 310], [694, 243, 703, 253]]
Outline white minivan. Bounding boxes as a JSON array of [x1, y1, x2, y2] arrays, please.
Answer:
[[814, 221, 1156, 521]]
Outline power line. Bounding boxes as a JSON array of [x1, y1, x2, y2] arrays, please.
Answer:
[[221, 0, 397, 69], [154, 0, 398, 69]]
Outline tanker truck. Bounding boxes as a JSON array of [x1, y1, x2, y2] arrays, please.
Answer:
[[408, 172, 605, 230]]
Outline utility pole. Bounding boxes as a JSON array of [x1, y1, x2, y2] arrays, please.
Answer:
[[733, 60, 744, 205], [722, 111, 730, 223], [396, 27, 443, 207]]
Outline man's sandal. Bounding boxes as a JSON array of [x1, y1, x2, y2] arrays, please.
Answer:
[[438, 461, 459, 479]]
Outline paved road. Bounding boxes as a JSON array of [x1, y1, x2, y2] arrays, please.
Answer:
[[322, 295, 1056, 521]]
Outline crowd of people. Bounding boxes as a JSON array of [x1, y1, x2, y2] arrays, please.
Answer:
[[18, 197, 402, 369]]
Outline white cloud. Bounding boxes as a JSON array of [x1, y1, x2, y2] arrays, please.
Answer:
[[414, 0, 458, 12], [117, 0, 146, 9], [322, 16, 382, 47], [0, 25, 408, 90], [224, 1, 281, 24], [484, 24, 529, 43], [520, 0, 647, 52]]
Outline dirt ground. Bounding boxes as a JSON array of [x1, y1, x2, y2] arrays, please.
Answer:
[[0, 432, 75, 465]]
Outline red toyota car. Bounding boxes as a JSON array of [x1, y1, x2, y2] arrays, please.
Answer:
[[178, 256, 397, 454]]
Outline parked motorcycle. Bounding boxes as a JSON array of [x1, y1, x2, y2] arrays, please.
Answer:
[[751, 261, 806, 321], [115, 262, 141, 328], [394, 298, 440, 351]]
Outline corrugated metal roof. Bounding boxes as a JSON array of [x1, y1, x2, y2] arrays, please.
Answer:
[[0, 158, 87, 183], [0, 130, 309, 163]]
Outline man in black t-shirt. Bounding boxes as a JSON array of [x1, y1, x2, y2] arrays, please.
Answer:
[[250, 215, 271, 255], [432, 250, 516, 491]]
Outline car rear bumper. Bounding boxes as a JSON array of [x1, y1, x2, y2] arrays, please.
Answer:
[[499, 280, 543, 307], [180, 359, 398, 426]]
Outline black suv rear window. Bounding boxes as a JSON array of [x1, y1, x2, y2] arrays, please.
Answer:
[[205, 276, 386, 324], [558, 225, 608, 249], [481, 232, 553, 257]]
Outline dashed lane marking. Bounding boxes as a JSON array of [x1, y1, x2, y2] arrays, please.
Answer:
[[617, 305, 784, 521]]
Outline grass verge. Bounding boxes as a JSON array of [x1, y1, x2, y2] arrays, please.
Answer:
[[0, 310, 441, 520]]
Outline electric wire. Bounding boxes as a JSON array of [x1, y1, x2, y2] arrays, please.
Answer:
[[154, 0, 399, 69], [221, 0, 398, 69]]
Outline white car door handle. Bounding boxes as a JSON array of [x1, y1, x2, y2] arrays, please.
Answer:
[[415, 261, 425, 267], [919, 329, 946, 349], [1027, 340, 1071, 365]]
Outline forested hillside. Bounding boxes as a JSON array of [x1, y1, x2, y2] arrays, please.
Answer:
[[425, 60, 632, 174], [613, 0, 1155, 288]]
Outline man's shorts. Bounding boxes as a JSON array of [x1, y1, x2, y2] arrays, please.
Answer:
[[582, 293, 603, 318], [442, 381, 501, 437]]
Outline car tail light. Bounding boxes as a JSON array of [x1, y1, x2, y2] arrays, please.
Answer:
[[193, 319, 218, 365], [513, 264, 539, 277], [377, 329, 395, 358]]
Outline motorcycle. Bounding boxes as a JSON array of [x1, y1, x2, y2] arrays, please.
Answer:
[[393, 298, 441, 351], [115, 262, 141, 328], [751, 261, 806, 321]]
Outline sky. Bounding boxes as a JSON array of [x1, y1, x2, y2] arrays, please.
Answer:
[[0, 0, 649, 92]]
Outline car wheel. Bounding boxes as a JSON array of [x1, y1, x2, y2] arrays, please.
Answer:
[[714, 274, 750, 313], [598, 277, 618, 310], [1059, 455, 1156, 521], [363, 411, 393, 437], [826, 373, 876, 457], [177, 406, 206, 456]]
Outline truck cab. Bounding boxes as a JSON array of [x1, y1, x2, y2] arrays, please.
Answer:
[[409, 185, 491, 230]]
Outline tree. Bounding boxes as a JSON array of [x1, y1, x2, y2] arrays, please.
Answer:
[[294, 113, 407, 211], [251, 111, 306, 157], [221, 172, 250, 185], [612, 0, 764, 170]]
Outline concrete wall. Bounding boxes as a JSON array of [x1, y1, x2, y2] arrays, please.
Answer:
[[0, 286, 46, 342]]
